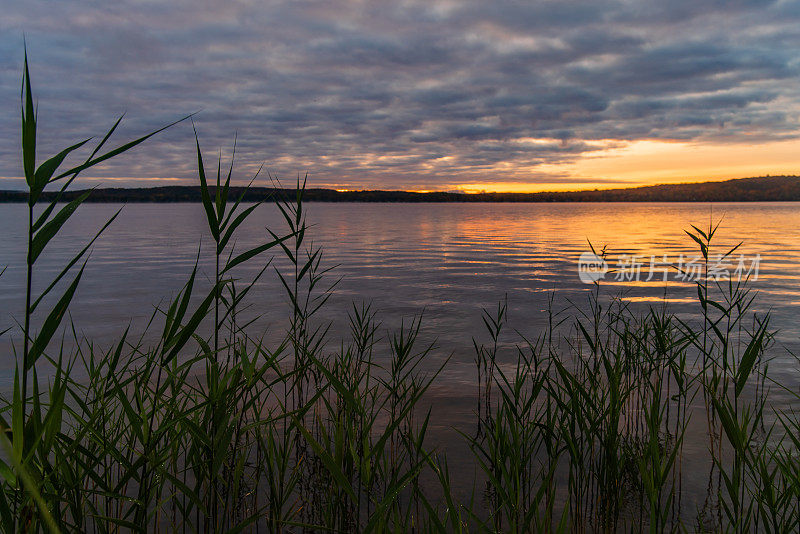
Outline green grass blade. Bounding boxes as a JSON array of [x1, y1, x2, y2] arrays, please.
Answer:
[[53, 114, 192, 181], [222, 233, 293, 274], [22, 50, 37, 189], [193, 126, 219, 239], [29, 190, 92, 265], [27, 264, 85, 370], [30, 208, 121, 313]]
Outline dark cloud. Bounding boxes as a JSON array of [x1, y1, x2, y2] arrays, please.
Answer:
[[0, 0, 798, 190]]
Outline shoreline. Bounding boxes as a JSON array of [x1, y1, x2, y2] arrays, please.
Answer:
[[1, 174, 800, 202]]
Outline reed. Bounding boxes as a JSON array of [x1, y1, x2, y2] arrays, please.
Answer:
[[2, 55, 798, 533]]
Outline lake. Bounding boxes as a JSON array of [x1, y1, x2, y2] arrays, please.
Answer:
[[1, 201, 798, 384], [2, 200, 799, 524]]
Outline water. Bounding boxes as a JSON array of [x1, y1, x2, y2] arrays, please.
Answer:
[[2, 200, 799, 521], [1, 201, 799, 388]]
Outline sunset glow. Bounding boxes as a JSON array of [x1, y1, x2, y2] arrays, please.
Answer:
[[453, 138, 800, 193], [2, 1, 799, 192], [5, 2, 800, 530]]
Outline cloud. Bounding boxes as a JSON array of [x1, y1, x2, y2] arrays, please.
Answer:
[[0, 0, 798, 190]]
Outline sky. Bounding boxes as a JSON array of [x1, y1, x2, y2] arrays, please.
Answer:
[[1, 0, 800, 192]]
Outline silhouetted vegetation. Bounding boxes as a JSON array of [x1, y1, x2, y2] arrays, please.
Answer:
[[3, 56, 800, 534], [2, 175, 800, 203]]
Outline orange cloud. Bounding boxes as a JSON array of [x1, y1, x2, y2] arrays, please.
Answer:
[[453, 138, 800, 193]]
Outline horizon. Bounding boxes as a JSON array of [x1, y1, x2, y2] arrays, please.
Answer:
[[0, 173, 795, 196], [4, 3, 800, 528]]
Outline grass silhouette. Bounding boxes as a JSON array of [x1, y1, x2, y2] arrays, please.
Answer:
[[1, 54, 798, 534]]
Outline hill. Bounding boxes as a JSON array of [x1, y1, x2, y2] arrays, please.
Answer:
[[1, 175, 799, 203]]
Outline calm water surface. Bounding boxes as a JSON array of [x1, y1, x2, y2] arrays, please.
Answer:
[[1, 202, 799, 387], [1, 201, 799, 518]]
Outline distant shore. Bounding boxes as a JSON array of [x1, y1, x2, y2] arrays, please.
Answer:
[[1, 175, 799, 203]]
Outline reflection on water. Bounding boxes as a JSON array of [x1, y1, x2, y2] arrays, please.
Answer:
[[1, 201, 799, 526], [1, 201, 799, 387]]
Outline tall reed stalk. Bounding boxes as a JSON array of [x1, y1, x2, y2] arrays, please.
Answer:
[[2, 55, 799, 534]]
